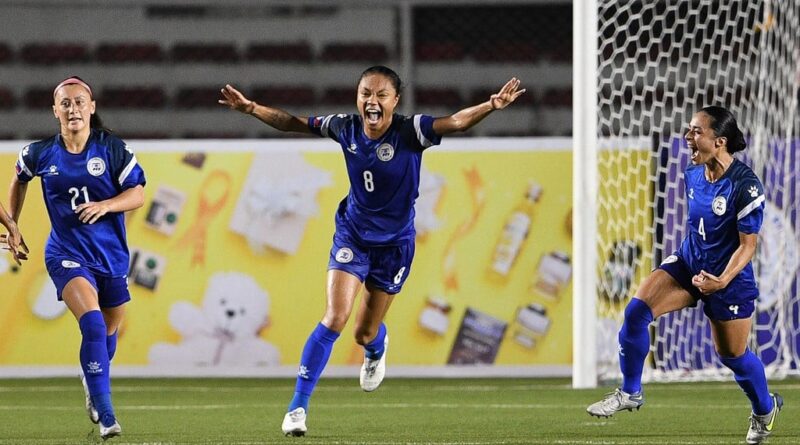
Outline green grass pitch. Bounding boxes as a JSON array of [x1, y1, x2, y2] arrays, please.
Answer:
[[0, 377, 796, 444]]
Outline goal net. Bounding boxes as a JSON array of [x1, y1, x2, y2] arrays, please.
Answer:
[[593, 0, 799, 383]]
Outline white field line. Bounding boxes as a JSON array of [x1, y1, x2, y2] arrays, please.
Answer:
[[0, 440, 748, 445]]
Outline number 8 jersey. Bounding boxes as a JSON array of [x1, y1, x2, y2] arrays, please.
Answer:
[[679, 158, 765, 298], [15, 129, 147, 276], [309, 113, 441, 245]]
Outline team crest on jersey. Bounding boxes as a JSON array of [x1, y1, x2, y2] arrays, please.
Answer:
[[661, 255, 678, 265], [376, 143, 394, 161], [335, 247, 354, 263], [712, 196, 727, 215], [87, 157, 106, 176]]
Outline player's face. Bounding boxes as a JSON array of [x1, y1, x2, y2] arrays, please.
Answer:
[[357, 74, 399, 136], [685, 112, 723, 165], [53, 84, 95, 133]]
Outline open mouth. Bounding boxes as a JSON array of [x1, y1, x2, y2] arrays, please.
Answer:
[[689, 145, 699, 161], [365, 107, 381, 125]]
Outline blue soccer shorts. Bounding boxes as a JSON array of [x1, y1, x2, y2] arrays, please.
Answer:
[[46, 257, 131, 308], [327, 229, 415, 295], [658, 254, 756, 321]]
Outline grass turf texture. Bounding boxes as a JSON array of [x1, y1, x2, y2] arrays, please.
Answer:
[[0, 377, 797, 444]]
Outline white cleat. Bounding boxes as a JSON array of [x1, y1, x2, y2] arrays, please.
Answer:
[[99, 419, 121, 440], [746, 393, 783, 444], [360, 334, 388, 392], [586, 388, 644, 418], [281, 407, 307, 437], [80, 374, 99, 424]]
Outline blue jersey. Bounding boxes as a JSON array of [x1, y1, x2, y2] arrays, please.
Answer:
[[678, 159, 764, 296], [309, 113, 441, 245], [15, 129, 146, 277]]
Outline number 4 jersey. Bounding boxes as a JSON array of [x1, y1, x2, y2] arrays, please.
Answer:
[[679, 158, 765, 299], [15, 129, 146, 276], [309, 113, 441, 245]]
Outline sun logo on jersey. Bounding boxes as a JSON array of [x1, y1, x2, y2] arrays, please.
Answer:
[[748, 185, 759, 198], [712, 196, 727, 215], [376, 143, 394, 162], [87, 157, 106, 176]]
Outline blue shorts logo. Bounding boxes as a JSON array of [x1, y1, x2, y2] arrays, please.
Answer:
[[61, 260, 81, 268], [335, 247, 353, 263]]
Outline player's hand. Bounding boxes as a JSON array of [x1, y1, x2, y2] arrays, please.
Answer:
[[489, 77, 526, 110], [0, 226, 29, 266], [75, 201, 111, 224], [219, 84, 256, 114], [691, 270, 726, 295]]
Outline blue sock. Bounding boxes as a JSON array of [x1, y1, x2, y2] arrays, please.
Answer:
[[107, 330, 118, 362], [618, 298, 653, 394], [79, 311, 114, 422], [720, 350, 773, 415], [288, 323, 340, 412], [364, 323, 387, 360]]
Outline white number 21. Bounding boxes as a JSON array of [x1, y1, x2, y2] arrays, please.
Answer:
[[69, 186, 89, 210]]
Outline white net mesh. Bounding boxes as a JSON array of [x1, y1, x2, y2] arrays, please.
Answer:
[[595, 0, 800, 382]]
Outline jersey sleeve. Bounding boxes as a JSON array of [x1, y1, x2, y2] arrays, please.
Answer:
[[15, 144, 37, 182], [308, 114, 349, 143], [411, 114, 442, 149], [734, 175, 765, 234], [109, 137, 146, 190]]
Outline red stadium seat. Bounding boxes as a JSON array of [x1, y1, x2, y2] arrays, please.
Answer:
[[246, 42, 313, 63], [21, 42, 90, 65], [175, 87, 224, 108], [96, 43, 164, 63], [251, 85, 315, 107], [541, 88, 572, 107], [171, 42, 239, 63], [0, 43, 13, 63], [24, 87, 54, 109], [182, 131, 246, 139], [319, 43, 388, 62], [414, 42, 465, 62], [472, 42, 538, 62], [414, 88, 462, 108], [0, 87, 15, 109], [100, 87, 167, 109], [319, 87, 355, 106]]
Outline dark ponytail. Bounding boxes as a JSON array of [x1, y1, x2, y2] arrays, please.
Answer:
[[700, 105, 747, 153]]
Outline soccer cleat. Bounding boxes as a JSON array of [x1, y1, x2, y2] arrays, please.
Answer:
[[746, 393, 783, 444], [359, 333, 388, 392], [80, 374, 99, 424], [586, 388, 644, 418], [99, 419, 121, 440], [281, 407, 307, 437]]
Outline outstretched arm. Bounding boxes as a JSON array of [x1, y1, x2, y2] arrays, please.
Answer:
[[432, 77, 525, 135], [218, 84, 311, 134]]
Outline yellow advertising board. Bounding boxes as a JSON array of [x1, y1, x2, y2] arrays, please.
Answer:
[[0, 138, 580, 373]]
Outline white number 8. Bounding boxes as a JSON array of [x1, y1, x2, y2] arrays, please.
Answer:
[[363, 170, 374, 192]]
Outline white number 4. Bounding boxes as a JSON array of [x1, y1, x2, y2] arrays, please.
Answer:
[[698, 217, 706, 241]]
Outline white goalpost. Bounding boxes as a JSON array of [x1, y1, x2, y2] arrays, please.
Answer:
[[574, 0, 800, 388]]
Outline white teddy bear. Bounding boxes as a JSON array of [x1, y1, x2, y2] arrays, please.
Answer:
[[149, 272, 280, 366]]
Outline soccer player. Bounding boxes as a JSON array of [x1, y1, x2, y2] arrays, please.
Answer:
[[9, 76, 146, 440], [219, 66, 525, 436], [586, 106, 782, 444]]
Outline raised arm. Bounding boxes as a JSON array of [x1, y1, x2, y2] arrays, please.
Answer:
[[432, 77, 525, 135], [219, 84, 311, 134]]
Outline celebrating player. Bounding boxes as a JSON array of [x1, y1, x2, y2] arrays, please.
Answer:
[[220, 66, 525, 436], [10, 76, 146, 440], [586, 106, 781, 445]]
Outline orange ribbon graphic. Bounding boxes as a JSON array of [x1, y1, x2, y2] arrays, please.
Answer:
[[442, 165, 485, 291], [176, 170, 232, 267]]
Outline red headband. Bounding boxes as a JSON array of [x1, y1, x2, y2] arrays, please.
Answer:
[[53, 77, 93, 98]]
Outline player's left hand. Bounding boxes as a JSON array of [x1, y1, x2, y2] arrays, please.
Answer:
[[691, 270, 726, 295], [490, 78, 526, 110], [75, 201, 111, 224]]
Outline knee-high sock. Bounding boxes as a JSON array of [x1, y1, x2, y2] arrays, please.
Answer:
[[364, 323, 387, 359], [720, 350, 773, 415], [619, 298, 653, 394], [289, 322, 340, 412], [106, 330, 118, 362], [79, 311, 115, 422]]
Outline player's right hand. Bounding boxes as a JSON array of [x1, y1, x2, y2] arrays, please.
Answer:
[[0, 230, 29, 266], [219, 84, 256, 114]]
